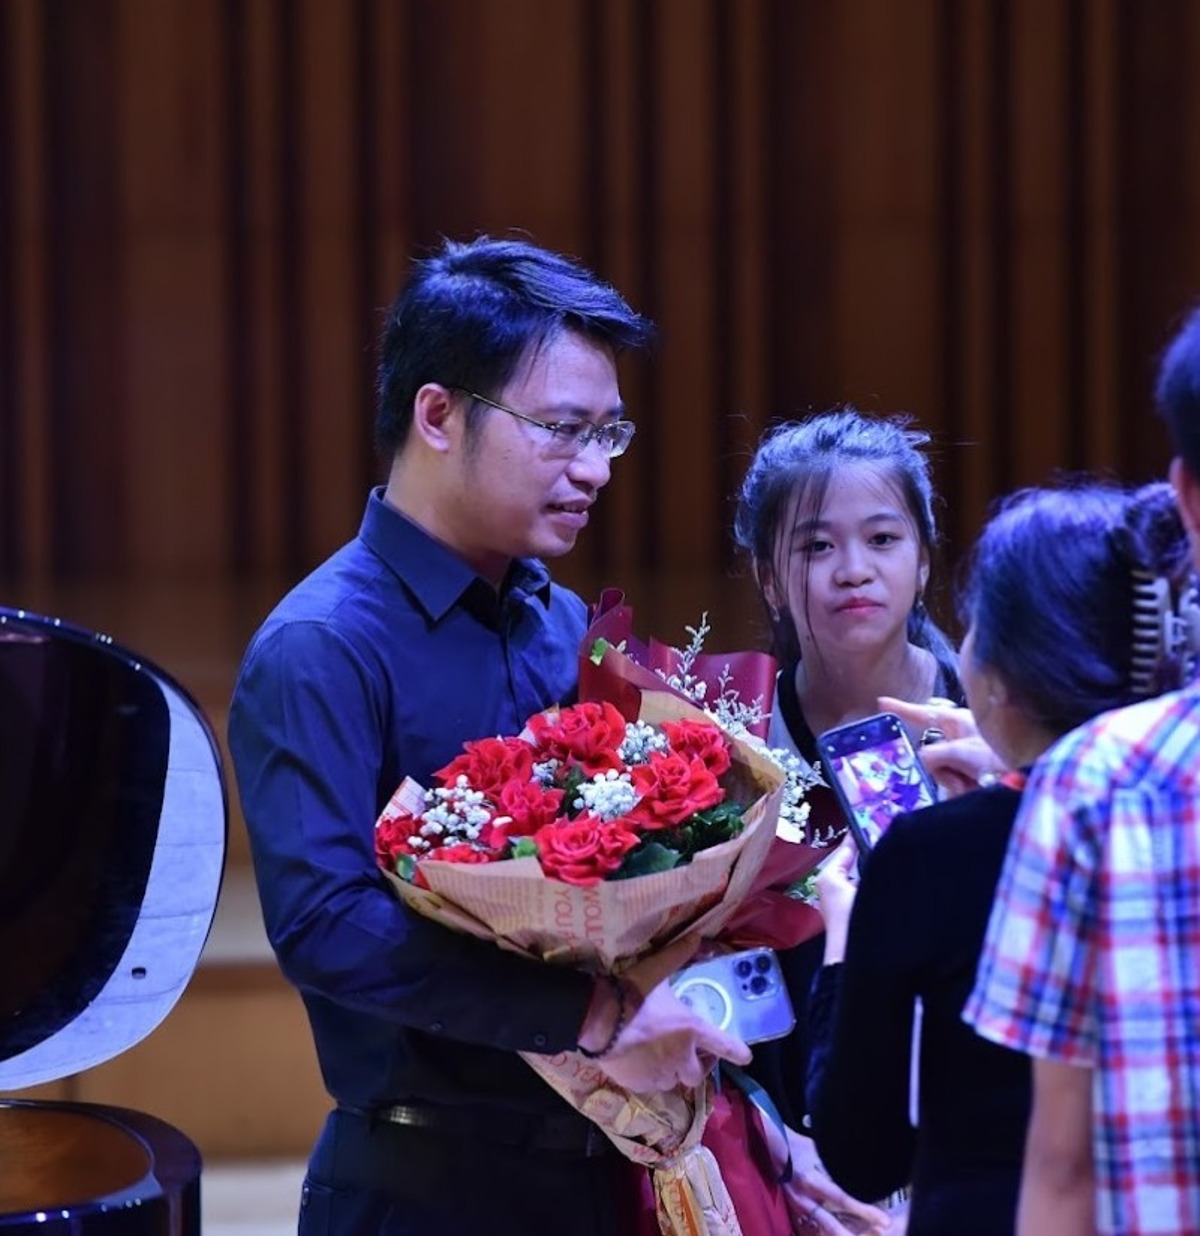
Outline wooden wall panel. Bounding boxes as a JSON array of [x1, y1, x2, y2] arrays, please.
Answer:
[[472, 0, 589, 244], [119, 0, 230, 575], [1081, 0, 1120, 475], [835, 0, 941, 422], [1008, 0, 1071, 486], [1113, 1, 1196, 482], [653, 1, 720, 570], [723, 0, 770, 529], [45, 0, 127, 576], [763, 0, 839, 419], [237, 0, 287, 574], [4, 1, 52, 580], [0, 0, 1199, 641], [940, 0, 993, 545], [586, 0, 650, 584], [295, 0, 362, 566]]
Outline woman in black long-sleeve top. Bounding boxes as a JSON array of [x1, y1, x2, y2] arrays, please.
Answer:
[[805, 479, 1192, 1236], [808, 782, 1030, 1229]]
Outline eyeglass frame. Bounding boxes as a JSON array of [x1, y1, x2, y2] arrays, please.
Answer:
[[453, 388, 636, 459]]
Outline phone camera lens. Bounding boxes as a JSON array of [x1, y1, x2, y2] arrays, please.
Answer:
[[754, 954, 772, 973], [749, 974, 769, 995], [734, 959, 753, 979]]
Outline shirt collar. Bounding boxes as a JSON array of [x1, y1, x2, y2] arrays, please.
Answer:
[[357, 488, 552, 621]]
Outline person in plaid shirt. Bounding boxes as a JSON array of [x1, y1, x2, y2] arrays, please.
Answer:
[[965, 303, 1200, 1235]]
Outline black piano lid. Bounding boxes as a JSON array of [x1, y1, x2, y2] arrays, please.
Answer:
[[0, 606, 227, 1090]]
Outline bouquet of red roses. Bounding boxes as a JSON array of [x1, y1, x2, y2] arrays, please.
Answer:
[[579, 589, 837, 953], [376, 687, 785, 1236], [379, 700, 750, 884]]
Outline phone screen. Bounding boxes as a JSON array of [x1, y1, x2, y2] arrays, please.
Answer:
[[817, 712, 937, 849]]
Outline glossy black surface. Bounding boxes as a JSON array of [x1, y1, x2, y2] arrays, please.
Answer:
[[0, 1099, 202, 1232], [0, 607, 226, 1090]]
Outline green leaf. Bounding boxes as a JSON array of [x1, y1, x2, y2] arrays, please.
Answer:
[[684, 802, 746, 851], [612, 841, 681, 880], [589, 638, 611, 666], [697, 800, 746, 828], [511, 837, 539, 860], [560, 766, 586, 813], [395, 853, 416, 883]]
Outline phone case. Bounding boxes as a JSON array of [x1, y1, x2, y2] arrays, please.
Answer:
[[669, 947, 795, 1043], [815, 711, 938, 852]]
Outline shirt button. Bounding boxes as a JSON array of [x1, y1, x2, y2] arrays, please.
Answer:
[[430, 1021, 445, 1034], [533, 1033, 548, 1049]]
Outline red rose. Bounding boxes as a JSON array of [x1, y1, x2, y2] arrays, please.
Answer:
[[533, 814, 641, 886], [661, 718, 733, 778], [527, 701, 627, 776], [487, 780, 566, 844], [425, 842, 500, 866], [375, 810, 423, 868], [627, 751, 725, 830], [435, 736, 535, 800]]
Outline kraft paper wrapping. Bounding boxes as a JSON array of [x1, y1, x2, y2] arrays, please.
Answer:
[[378, 690, 785, 1236], [521, 1050, 742, 1236]]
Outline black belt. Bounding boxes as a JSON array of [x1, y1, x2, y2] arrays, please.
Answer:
[[341, 1102, 611, 1159]]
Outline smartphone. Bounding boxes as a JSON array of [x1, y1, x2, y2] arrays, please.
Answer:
[[669, 947, 795, 1043], [816, 711, 938, 853]]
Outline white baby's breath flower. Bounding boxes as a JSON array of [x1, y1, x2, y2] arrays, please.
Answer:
[[418, 779, 496, 845], [573, 769, 639, 820], [618, 721, 669, 765], [651, 611, 827, 844], [751, 743, 826, 844], [532, 759, 560, 787]]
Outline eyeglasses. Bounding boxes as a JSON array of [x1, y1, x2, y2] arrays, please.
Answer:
[[457, 389, 636, 459]]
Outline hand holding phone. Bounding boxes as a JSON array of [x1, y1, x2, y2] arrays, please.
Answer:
[[669, 947, 795, 1044], [813, 837, 860, 963], [816, 711, 938, 853]]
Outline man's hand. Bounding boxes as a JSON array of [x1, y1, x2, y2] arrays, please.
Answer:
[[593, 979, 752, 1094]]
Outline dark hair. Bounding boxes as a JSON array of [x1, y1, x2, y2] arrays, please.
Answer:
[[374, 235, 654, 453], [961, 480, 1190, 736], [1155, 304, 1200, 475], [732, 407, 957, 676]]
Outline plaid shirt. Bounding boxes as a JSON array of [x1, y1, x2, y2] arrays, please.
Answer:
[[965, 683, 1200, 1235]]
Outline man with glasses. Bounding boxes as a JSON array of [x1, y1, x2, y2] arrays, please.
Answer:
[[228, 235, 750, 1235]]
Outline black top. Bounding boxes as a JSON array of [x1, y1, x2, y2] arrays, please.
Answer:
[[743, 660, 966, 1133], [805, 785, 1032, 1236]]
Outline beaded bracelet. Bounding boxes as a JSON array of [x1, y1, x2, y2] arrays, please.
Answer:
[[578, 975, 628, 1060]]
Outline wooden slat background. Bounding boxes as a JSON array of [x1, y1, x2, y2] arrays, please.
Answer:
[[3, 0, 1200, 662], [4, 0, 1200, 1149]]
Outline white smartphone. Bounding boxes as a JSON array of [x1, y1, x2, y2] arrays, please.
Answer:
[[670, 947, 795, 1043], [816, 711, 938, 853]]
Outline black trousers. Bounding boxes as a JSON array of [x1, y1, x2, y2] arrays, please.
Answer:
[[298, 1107, 642, 1236]]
